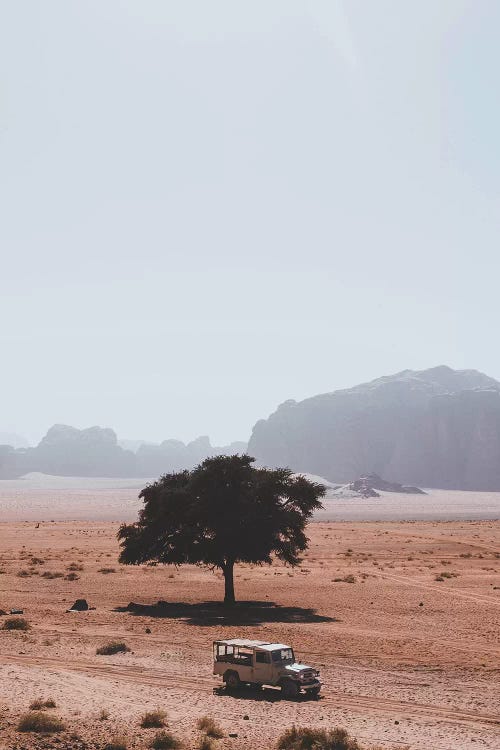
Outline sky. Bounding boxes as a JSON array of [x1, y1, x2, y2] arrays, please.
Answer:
[[1, 0, 500, 446]]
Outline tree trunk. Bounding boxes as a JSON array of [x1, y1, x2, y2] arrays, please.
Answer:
[[223, 560, 235, 605]]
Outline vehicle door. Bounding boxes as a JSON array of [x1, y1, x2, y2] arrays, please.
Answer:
[[252, 650, 272, 684]]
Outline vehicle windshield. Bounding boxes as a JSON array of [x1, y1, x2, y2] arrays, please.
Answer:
[[271, 648, 294, 663]]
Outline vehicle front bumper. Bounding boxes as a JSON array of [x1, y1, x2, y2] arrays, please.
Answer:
[[300, 679, 322, 692]]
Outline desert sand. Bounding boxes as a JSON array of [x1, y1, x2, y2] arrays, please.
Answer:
[[0, 503, 499, 750]]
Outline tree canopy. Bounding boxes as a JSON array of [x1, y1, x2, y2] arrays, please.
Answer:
[[118, 454, 325, 603]]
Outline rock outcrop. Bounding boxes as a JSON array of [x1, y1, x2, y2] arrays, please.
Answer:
[[0, 425, 247, 479], [248, 366, 500, 490]]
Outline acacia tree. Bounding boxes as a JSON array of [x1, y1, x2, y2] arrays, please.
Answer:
[[118, 454, 325, 604]]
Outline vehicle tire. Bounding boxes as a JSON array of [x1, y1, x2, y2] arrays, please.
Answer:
[[309, 686, 321, 698], [224, 670, 241, 690], [280, 678, 299, 699]]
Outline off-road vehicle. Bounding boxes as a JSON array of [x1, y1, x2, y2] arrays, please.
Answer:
[[213, 638, 321, 698]]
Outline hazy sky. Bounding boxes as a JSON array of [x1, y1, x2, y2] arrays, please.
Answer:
[[1, 1, 500, 446]]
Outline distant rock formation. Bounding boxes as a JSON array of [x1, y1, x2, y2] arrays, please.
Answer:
[[349, 474, 426, 495], [331, 474, 426, 498], [0, 425, 247, 479], [0, 432, 29, 449], [248, 366, 500, 491]]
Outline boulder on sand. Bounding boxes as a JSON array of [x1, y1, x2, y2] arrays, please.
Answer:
[[67, 599, 89, 612]]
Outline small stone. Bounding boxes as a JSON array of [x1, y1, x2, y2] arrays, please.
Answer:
[[394, 720, 399, 725], [243, 715, 249, 720], [229, 733, 238, 738]]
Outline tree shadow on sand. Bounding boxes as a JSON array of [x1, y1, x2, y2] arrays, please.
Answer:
[[114, 600, 337, 626]]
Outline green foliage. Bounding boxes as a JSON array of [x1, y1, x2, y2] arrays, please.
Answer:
[[17, 712, 65, 733], [118, 455, 325, 603], [277, 726, 361, 750]]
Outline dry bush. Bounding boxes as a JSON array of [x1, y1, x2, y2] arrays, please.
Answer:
[[333, 575, 356, 584], [17, 569, 31, 578], [277, 726, 361, 750], [67, 562, 84, 571], [29, 698, 56, 710], [41, 571, 64, 579], [197, 736, 215, 750], [196, 716, 224, 738], [104, 738, 128, 750], [17, 712, 65, 734], [98, 567, 116, 574], [2, 617, 30, 631], [65, 572, 80, 581], [96, 641, 130, 656], [149, 730, 181, 749], [30, 557, 45, 565], [140, 709, 167, 728], [99, 708, 110, 721]]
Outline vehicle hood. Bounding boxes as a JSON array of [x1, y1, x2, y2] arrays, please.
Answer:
[[284, 662, 314, 674]]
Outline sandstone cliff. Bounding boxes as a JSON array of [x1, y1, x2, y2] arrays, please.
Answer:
[[248, 366, 500, 490]]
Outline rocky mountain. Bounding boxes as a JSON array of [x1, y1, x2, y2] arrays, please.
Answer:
[[248, 366, 500, 490], [0, 425, 247, 479]]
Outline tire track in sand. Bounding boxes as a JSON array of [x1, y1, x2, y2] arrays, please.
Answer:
[[1, 652, 499, 730]]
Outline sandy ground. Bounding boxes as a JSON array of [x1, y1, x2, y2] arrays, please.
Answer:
[[1, 475, 500, 522], [0, 517, 499, 750]]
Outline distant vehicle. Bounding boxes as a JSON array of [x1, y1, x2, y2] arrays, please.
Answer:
[[213, 638, 321, 698]]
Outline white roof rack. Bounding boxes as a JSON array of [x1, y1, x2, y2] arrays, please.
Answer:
[[214, 638, 290, 650]]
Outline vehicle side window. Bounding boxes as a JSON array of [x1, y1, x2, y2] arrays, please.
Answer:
[[255, 652, 270, 664], [272, 651, 282, 662]]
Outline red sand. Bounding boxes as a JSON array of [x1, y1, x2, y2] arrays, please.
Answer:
[[0, 518, 499, 749]]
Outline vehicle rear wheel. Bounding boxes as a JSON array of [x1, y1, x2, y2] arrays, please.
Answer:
[[280, 678, 299, 699], [224, 670, 241, 690]]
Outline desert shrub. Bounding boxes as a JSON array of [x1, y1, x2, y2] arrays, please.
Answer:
[[99, 708, 110, 720], [104, 738, 128, 750], [98, 567, 116, 574], [96, 641, 130, 656], [29, 698, 56, 710], [333, 575, 356, 584], [30, 557, 45, 565], [149, 730, 180, 749], [141, 709, 167, 728], [436, 571, 458, 581], [197, 736, 215, 750], [17, 569, 31, 577], [2, 617, 30, 631], [277, 726, 360, 750], [67, 562, 84, 571], [17, 712, 65, 733], [41, 571, 64, 579], [196, 716, 223, 738], [65, 572, 80, 581]]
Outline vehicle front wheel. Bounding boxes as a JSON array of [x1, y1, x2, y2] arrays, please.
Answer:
[[224, 670, 241, 690], [309, 686, 321, 698], [280, 678, 299, 699]]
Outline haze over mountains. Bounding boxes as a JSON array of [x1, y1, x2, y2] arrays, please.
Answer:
[[3, 366, 500, 490], [249, 366, 500, 490], [0, 425, 246, 480]]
